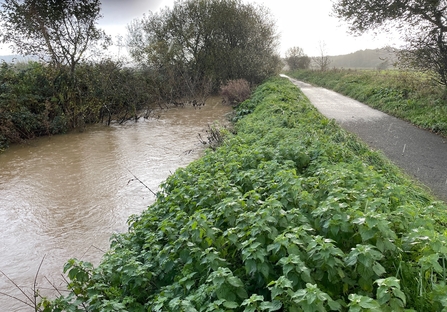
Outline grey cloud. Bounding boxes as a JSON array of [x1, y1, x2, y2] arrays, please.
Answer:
[[100, 0, 164, 25]]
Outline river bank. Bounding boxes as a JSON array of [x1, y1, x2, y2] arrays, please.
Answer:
[[0, 98, 232, 311], [41, 77, 447, 311]]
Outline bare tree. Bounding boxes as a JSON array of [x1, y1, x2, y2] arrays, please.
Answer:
[[313, 41, 331, 71]]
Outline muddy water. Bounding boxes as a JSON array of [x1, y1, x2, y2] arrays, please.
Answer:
[[0, 98, 232, 311]]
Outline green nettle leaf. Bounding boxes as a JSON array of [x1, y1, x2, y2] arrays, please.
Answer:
[[216, 284, 236, 302], [223, 301, 239, 309], [432, 283, 447, 310], [268, 276, 294, 299], [245, 259, 257, 275], [289, 283, 341, 312], [375, 277, 406, 310], [236, 287, 249, 300], [260, 300, 283, 311], [372, 263, 386, 276], [328, 299, 342, 311], [242, 294, 264, 312], [345, 244, 386, 290], [278, 254, 313, 284], [259, 262, 270, 279], [419, 253, 443, 274], [227, 276, 244, 288], [348, 294, 381, 311]]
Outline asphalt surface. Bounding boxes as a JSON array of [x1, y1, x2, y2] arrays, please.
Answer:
[[281, 75, 447, 203]]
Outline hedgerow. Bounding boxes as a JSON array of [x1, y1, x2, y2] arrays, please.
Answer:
[[41, 77, 447, 311]]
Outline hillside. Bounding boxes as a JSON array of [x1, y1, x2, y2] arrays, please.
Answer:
[[328, 47, 398, 69], [0, 54, 39, 63]]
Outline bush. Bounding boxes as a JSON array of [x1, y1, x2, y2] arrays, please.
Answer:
[[0, 60, 159, 149], [220, 79, 252, 105]]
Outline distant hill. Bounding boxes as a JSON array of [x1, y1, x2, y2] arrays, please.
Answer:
[[4, 49, 397, 70], [0, 54, 39, 63], [328, 47, 398, 70]]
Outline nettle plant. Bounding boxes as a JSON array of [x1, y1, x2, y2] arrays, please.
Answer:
[[41, 78, 447, 311]]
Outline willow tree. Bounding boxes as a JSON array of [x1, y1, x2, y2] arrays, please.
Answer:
[[0, 0, 111, 75], [333, 0, 447, 86], [127, 0, 281, 99]]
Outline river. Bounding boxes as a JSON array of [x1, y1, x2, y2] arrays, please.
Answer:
[[0, 98, 232, 311]]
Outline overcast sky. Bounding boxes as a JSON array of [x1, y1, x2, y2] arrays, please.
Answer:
[[0, 0, 401, 57]]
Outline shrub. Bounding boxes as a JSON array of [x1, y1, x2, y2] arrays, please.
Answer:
[[220, 79, 252, 105]]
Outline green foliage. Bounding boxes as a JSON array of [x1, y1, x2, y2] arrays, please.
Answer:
[[42, 77, 447, 311], [0, 60, 157, 149], [0, 0, 111, 73], [289, 69, 447, 137], [127, 0, 281, 97], [0, 61, 64, 147]]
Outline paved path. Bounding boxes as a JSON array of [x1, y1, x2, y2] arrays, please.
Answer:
[[281, 75, 447, 202]]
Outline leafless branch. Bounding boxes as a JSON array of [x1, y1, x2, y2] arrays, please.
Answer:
[[127, 169, 157, 196], [0, 269, 35, 309]]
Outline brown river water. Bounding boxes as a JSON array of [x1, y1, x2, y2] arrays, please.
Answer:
[[0, 98, 232, 311]]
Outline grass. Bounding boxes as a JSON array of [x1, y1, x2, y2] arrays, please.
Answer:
[[288, 69, 447, 137]]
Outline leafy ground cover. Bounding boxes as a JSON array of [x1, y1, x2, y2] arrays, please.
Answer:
[[42, 77, 447, 311], [288, 69, 447, 137]]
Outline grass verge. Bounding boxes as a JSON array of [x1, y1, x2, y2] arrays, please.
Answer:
[[288, 69, 447, 137], [41, 77, 447, 311]]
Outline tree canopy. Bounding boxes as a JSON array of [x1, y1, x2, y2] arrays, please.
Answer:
[[127, 0, 281, 99], [285, 47, 311, 71], [0, 0, 111, 74], [332, 0, 447, 85]]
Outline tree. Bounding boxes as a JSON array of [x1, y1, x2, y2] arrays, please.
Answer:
[[285, 46, 311, 70], [332, 0, 447, 85], [313, 41, 331, 71], [126, 0, 281, 99], [0, 0, 111, 75]]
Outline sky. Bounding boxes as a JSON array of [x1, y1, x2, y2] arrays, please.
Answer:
[[0, 0, 402, 57]]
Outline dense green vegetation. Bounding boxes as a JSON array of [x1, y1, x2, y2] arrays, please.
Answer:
[[41, 77, 447, 311], [0, 60, 158, 150], [289, 69, 447, 137]]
